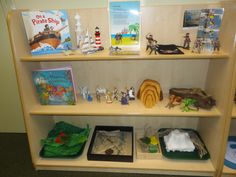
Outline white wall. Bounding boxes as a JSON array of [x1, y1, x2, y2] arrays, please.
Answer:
[[0, 2, 25, 132]]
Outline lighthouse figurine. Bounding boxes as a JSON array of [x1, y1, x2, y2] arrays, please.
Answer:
[[95, 26, 104, 51], [74, 13, 82, 49]]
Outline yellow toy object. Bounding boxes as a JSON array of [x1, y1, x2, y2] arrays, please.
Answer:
[[137, 79, 163, 108], [150, 135, 158, 145]]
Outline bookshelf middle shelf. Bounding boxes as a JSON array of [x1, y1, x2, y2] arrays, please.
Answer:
[[29, 97, 221, 117]]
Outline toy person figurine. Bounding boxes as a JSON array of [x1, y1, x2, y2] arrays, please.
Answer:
[[105, 90, 113, 103], [121, 91, 129, 105], [146, 33, 154, 51], [96, 90, 101, 102], [128, 87, 135, 100], [192, 38, 202, 53], [112, 87, 119, 101], [183, 33, 191, 49], [213, 37, 220, 52]]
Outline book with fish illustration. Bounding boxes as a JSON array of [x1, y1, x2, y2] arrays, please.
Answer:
[[21, 10, 72, 55], [32, 67, 76, 105]]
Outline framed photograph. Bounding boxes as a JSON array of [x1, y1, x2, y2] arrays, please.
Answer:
[[183, 9, 202, 28], [87, 126, 134, 162]]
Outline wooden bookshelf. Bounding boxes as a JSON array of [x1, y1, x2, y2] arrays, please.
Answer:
[[7, 2, 236, 177]]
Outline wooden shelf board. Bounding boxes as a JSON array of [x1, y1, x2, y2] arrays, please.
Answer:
[[223, 165, 236, 175], [30, 97, 221, 117], [232, 104, 236, 118], [20, 49, 229, 62], [35, 158, 214, 176]]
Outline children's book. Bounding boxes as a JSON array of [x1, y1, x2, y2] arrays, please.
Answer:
[[32, 67, 77, 105], [109, 0, 141, 55], [21, 10, 72, 55]]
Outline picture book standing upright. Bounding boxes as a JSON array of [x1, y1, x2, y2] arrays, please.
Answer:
[[21, 10, 72, 55], [32, 67, 77, 105], [195, 8, 224, 53]]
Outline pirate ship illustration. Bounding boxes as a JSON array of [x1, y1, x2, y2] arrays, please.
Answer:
[[21, 10, 72, 55], [29, 24, 67, 50]]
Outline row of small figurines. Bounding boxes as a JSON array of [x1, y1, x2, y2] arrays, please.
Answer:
[[78, 86, 135, 105]]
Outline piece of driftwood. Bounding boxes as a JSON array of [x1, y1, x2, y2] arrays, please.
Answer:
[[169, 88, 216, 109]]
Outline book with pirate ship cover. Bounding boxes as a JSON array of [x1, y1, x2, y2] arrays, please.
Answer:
[[21, 10, 72, 55]]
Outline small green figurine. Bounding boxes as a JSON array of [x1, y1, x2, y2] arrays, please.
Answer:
[[181, 98, 199, 112]]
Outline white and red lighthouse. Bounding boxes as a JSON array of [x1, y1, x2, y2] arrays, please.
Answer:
[[95, 26, 102, 48]]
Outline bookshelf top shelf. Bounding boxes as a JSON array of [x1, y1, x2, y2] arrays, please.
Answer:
[[20, 49, 229, 62]]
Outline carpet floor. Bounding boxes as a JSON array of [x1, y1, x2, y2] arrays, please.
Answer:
[[0, 133, 207, 177]]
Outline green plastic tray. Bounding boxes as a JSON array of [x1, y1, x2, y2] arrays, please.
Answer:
[[39, 142, 86, 158], [158, 128, 210, 160], [39, 121, 89, 158]]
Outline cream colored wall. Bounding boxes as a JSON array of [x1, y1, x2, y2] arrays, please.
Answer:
[[14, 0, 228, 9], [0, 4, 25, 132], [0, 0, 229, 132]]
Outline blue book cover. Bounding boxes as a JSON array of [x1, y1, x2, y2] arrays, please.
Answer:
[[21, 10, 72, 55], [32, 67, 76, 105]]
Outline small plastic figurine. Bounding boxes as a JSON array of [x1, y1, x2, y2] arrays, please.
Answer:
[[105, 90, 113, 103], [146, 33, 159, 55], [87, 93, 93, 102], [181, 98, 199, 112], [146, 33, 154, 51], [121, 91, 129, 105], [149, 40, 159, 55], [79, 86, 88, 100], [166, 95, 182, 109], [213, 37, 220, 52], [183, 33, 191, 49], [96, 90, 101, 102], [96, 87, 106, 102], [192, 38, 202, 53], [112, 87, 119, 101], [115, 33, 122, 44], [128, 87, 135, 100], [109, 46, 122, 55]]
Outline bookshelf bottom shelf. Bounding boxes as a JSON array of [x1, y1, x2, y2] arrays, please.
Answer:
[[35, 158, 214, 176]]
